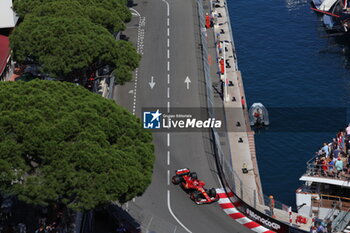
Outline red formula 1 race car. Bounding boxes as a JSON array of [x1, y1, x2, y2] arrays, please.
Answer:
[[171, 168, 220, 204]]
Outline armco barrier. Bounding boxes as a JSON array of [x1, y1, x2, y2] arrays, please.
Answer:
[[196, 0, 308, 232], [212, 129, 308, 233]]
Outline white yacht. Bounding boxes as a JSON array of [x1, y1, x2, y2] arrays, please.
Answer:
[[311, 0, 338, 12], [296, 156, 350, 232]]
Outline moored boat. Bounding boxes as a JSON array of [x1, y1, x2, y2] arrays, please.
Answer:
[[296, 126, 350, 232], [311, 0, 338, 12], [248, 103, 269, 127]]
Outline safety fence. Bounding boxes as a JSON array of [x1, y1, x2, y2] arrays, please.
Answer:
[[197, 0, 309, 232]]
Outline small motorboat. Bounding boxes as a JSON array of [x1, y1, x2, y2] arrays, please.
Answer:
[[249, 103, 269, 127]]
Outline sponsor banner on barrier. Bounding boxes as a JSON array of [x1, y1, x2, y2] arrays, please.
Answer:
[[222, 188, 308, 233]]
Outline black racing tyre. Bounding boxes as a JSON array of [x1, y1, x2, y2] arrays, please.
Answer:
[[191, 191, 201, 201], [190, 172, 198, 180], [208, 188, 217, 198], [172, 175, 183, 185]]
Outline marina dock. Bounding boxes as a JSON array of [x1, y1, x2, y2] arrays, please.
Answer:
[[205, 0, 313, 231]]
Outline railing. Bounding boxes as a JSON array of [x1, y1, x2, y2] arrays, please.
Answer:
[[304, 162, 350, 181], [197, 0, 308, 232], [332, 207, 350, 232]]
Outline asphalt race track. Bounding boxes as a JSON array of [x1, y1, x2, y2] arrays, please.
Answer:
[[114, 0, 253, 232]]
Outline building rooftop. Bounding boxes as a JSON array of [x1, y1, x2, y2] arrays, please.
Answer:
[[0, 0, 19, 29], [0, 35, 10, 75]]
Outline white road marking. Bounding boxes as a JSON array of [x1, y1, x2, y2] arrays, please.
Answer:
[[167, 49, 170, 59], [167, 17, 170, 27], [167, 170, 170, 185], [184, 76, 191, 90], [162, 0, 170, 17], [167, 190, 192, 233], [132, 16, 146, 115], [146, 216, 154, 233], [167, 151, 170, 165], [160, 2, 189, 232], [130, 8, 141, 17]]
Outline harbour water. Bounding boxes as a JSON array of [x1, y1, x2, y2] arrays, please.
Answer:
[[228, 0, 350, 206]]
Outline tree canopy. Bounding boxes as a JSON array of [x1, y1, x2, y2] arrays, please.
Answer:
[[27, 0, 127, 32], [10, 16, 140, 84], [13, 0, 132, 25], [10, 0, 138, 84], [0, 80, 154, 211]]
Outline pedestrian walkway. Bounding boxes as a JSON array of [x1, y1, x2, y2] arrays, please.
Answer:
[[208, 0, 263, 209], [204, 0, 312, 231]]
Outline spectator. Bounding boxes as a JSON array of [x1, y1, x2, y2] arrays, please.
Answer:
[[335, 157, 344, 177], [333, 148, 340, 159], [35, 225, 47, 233], [322, 143, 329, 157], [320, 158, 327, 176], [316, 222, 326, 233], [268, 195, 275, 218], [328, 159, 335, 176], [346, 123, 350, 136], [241, 96, 245, 109]]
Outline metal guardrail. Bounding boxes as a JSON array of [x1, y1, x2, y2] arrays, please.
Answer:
[[197, 0, 310, 232], [303, 160, 350, 181], [197, 0, 292, 214]]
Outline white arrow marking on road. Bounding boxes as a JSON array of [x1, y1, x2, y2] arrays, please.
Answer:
[[185, 76, 191, 90], [128, 90, 134, 94], [149, 76, 156, 89]]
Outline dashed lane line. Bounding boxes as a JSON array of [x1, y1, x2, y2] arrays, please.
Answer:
[[167, 133, 170, 147], [132, 16, 146, 115], [167, 170, 170, 185], [167, 151, 170, 165]]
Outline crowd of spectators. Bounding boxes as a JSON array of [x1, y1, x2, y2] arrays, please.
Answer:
[[313, 124, 350, 179]]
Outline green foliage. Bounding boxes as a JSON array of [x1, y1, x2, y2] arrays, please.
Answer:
[[13, 0, 131, 24], [29, 0, 126, 32], [11, 0, 138, 83], [10, 16, 139, 82], [0, 80, 154, 211]]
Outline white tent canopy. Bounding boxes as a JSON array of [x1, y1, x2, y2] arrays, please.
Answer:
[[0, 0, 19, 28]]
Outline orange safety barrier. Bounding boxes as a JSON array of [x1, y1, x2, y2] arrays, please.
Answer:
[[205, 15, 211, 29], [219, 58, 225, 74]]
